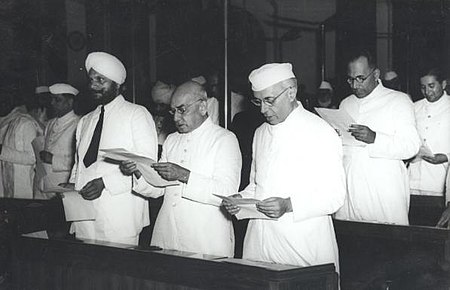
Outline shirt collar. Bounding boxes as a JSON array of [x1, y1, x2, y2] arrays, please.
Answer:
[[182, 116, 213, 137], [56, 110, 76, 123], [96, 95, 125, 112]]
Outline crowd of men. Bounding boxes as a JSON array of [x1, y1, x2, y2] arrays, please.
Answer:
[[0, 49, 449, 273]]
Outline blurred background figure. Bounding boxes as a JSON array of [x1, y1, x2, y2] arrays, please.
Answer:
[[383, 70, 402, 91], [150, 81, 176, 157], [34, 86, 53, 125], [315, 81, 337, 109], [193, 74, 220, 125]]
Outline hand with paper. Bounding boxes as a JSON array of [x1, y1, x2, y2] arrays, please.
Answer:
[[411, 144, 436, 163], [152, 162, 190, 183], [256, 197, 292, 218], [218, 194, 280, 220], [348, 124, 376, 144], [101, 148, 178, 187], [79, 177, 104, 200], [314, 108, 366, 146]]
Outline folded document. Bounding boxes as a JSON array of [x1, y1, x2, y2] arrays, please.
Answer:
[[213, 194, 277, 220], [62, 191, 96, 221], [101, 148, 178, 187]]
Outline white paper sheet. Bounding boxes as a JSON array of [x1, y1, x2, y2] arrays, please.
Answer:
[[31, 136, 47, 181], [315, 108, 365, 146], [213, 194, 276, 220], [101, 148, 179, 187], [61, 191, 96, 221]]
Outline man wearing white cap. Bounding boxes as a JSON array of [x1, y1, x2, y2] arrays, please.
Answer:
[[223, 63, 346, 270], [120, 80, 241, 257], [335, 50, 420, 225], [66, 52, 158, 244], [316, 80, 337, 109], [34, 83, 80, 199]]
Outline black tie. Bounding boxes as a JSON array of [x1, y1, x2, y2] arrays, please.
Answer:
[[83, 106, 104, 168]]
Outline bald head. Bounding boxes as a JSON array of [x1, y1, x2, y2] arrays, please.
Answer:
[[170, 81, 208, 133]]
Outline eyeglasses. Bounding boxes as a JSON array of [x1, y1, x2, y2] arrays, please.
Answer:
[[169, 99, 202, 115], [346, 69, 375, 84], [250, 86, 291, 107]]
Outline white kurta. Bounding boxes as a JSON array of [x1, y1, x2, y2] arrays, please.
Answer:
[[408, 93, 450, 196], [0, 113, 43, 198], [35, 110, 80, 199], [240, 104, 346, 270], [69, 95, 157, 245], [0, 106, 28, 197], [133, 117, 241, 256], [335, 83, 420, 225]]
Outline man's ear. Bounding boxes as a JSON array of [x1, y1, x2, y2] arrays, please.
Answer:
[[373, 68, 381, 81], [198, 99, 208, 116], [288, 87, 298, 101]]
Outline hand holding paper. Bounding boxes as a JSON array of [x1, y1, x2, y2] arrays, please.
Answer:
[[315, 108, 365, 146], [101, 148, 178, 187], [256, 197, 292, 218], [215, 194, 277, 220]]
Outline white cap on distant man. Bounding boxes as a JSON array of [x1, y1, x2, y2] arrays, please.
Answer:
[[249, 63, 295, 92], [384, 71, 398, 81], [85, 52, 127, 85], [49, 83, 79, 96], [191, 75, 207, 85], [35, 86, 49, 94], [151, 81, 175, 105], [319, 81, 333, 91]]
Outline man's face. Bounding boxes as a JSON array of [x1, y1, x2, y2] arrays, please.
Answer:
[[347, 57, 379, 99], [420, 75, 446, 103], [50, 94, 73, 117], [252, 83, 295, 125], [170, 92, 206, 134], [88, 69, 119, 105], [318, 89, 332, 102]]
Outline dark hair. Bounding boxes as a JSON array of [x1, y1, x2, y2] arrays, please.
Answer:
[[347, 49, 377, 69], [419, 67, 446, 83]]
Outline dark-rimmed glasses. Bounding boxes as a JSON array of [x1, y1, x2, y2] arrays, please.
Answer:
[[346, 69, 375, 85], [250, 86, 292, 107], [169, 99, 203, 115]]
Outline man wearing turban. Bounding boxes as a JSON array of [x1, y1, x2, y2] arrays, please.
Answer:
[[222, 63, 346, 272], [66, 52, 158, 245]]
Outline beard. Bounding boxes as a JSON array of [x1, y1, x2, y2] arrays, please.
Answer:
[[91, 85, 119, 105]]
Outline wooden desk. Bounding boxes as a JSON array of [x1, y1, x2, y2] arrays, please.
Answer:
[[12, 236, 338, 290], [334, 219, 450, 289]]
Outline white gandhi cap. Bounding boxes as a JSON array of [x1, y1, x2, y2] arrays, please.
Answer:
[[49, 83, 79, 96], [35, 86, 49, 94], [249, 63, 296, 92], [85, 52, 126, 85]]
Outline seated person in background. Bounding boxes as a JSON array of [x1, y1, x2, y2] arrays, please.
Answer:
[[315, 80, 337, 109], [34, 83, 80, 199], [223, 63, 346, 271], [120, 80, 241, 257], [408, 68, 450, 226], [68, 52, 158, 245], [0, 91, 45, 198], [335, 50, 420, 225]]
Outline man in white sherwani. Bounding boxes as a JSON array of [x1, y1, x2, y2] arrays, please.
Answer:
[[67, 52, 158, 245], [120, 81, 241, 257], [223, 63, 346, 271], [334, 50, 420, 225], [0, 94, 44, 198], [34, 83, 80, 199]]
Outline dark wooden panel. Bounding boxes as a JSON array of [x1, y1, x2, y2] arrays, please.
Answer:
[[12, 237, 337, 290]]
